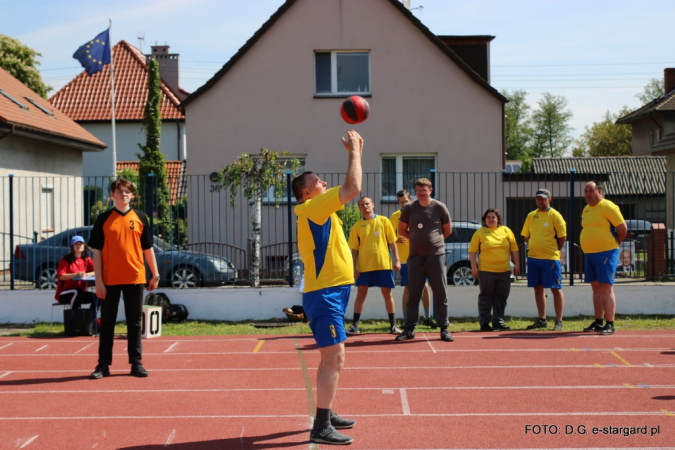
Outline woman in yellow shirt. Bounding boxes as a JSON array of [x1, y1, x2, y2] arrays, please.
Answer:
[[469, 208, 520, 331]]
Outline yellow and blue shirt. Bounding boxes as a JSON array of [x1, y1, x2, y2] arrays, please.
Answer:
[[389, 209, 409, 264], [521, 208, 567, 260], [580, 198, 625, 254], [295, 187, 354, 293], [468, 225, 518, 273], [348, 215, 396, 273]]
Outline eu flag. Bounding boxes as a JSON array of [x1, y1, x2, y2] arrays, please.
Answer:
[[73, 29, 111, 76]]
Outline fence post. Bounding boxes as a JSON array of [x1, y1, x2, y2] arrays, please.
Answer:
[[429, 169, 436, 199], [148, 173, 155, 233], [9, 174, 14, 291], [569, 168, 575, 286], [286, 171, 294, 287]]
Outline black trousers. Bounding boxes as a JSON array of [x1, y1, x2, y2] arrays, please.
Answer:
[[477, 271, 511, 326], [98, 284, 144, 366], [406, 254, 449, 330]]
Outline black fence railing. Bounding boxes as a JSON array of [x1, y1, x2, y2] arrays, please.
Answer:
[[2, 171, 673, 289]]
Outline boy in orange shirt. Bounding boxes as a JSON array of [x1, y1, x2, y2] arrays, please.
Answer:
[[88, 178, 160, 379]]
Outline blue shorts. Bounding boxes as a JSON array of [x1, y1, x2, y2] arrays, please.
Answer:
[[585, 249, 618, 284], [302, 285, 351, 348], [355, 270, 395, 288], [527, 258, 562, 289], [400, 264, 409, 286]]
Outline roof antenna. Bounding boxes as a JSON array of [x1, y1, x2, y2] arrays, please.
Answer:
[[137, 32, 145, 52]]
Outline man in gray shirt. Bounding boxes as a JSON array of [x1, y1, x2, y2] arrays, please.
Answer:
[[395, 178, 454, 342]]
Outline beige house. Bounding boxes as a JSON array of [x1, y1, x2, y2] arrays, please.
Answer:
[[182, 0, 506, 258]]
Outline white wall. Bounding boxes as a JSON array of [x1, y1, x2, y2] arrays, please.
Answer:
[[82, 121, 186, 177], [2, 284, 673, 324]]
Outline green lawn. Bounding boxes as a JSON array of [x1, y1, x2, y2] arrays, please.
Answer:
[[6, 314, 675, 337]]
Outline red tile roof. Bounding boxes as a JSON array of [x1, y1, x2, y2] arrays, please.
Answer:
[[0, 67, 106, 149], [117, 160, 187, 205], [50, 41, 185, 121]]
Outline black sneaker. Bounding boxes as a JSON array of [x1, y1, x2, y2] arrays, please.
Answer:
[[130, 364, 149, 377], [599, 323, 615, 335], [330, 412, 356, 429], [480, 324, 493, 332], [90, 365, 110, 379], [492, 323, 511, 331], [395, 330, 416, 341], [583, 321, 604, 332], [310, 426, 353, 445], [440, 329, 454, 342], [526, 318, 548, 330]]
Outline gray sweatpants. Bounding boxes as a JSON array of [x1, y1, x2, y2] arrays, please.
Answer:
[[406, 254, 448, 330], [477, 271, 511, 326]]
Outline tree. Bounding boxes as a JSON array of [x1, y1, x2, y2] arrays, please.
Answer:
[[574, 107, 633, 157], [0, 34, 51, 98], [636, 78, 664, 105], [137, 58, 171, 238], [336, 201, 362, 240], [218, 149, 300, 287], [501, 89, 533, 161], [530, 92, 573, 158]]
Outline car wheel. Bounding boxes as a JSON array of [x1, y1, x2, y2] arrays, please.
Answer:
[[171, 266, 200, 289], [448, 262, 477, 286], [36, 266, 58, 290]]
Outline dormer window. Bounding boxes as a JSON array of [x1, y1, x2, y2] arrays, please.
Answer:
[[315, 51, 370, 96]]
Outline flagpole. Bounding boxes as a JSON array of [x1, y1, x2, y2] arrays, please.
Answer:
[[109, 18, 117, 179]]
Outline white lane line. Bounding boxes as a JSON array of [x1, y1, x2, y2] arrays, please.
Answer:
[[19, 435, 38, 448], [34, 345, 48, 352], [4, 384, 675, 395], [5, 363, 675, 374], [0, 372, 11, 380], [0, 411, 668, 420], [423, 334, 436, 354], [400, 389, 410, 415], [164, 342, 179, 353], [0, 343, 12, 350], [165, 429, 176, 446], [74, 343, 94, 354], [239, 427, 245, 444]]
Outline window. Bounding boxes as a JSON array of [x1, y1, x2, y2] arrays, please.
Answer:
[[0, 89, 28, 110], [260, 157, 306, 204], [25, 97, 54, 116], [41, 186, 54, 233], [381, 155, 436, 201], [315, 51, 370, 95]]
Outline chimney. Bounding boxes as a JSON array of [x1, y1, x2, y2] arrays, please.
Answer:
[[149, 44, 185, 100], [665, 68, 675, 95], [403, 0, 411, 9]]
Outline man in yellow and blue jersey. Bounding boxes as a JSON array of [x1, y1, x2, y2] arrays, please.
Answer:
[[580, 181, 627, 335], [346, 196, 401, 335], [521, 188, 567, 331], [291, 130, 363, 445]]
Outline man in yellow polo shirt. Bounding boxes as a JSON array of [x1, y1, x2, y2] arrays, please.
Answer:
[[521, 188, 567, 331], [291, 130, 362, 445], [346, 196, 401, 335], [580, 181, 627, 335]]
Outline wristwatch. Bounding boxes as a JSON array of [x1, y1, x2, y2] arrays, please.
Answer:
[[153, 275, 160, 281]]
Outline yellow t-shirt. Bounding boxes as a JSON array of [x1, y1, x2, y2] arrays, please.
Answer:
[[348, 215, 396, 272], [389, 209, 409, 263], [295, 186, 354, 293], [468, 225, 519, 272], [580, 198, 625, 254], [521, 208, 567, 260]]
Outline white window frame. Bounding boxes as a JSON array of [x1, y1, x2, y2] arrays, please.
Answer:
[[380, 154, 437, 202], [257, 157, 306, 205], [41, 185, 54, 233], [314, 50, 371, 96]]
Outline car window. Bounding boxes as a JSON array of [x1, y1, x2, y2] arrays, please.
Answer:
[[445, 226, 477, 244]]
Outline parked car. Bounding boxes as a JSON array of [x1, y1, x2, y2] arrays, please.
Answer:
[[284, 220, 486, 287], [624, 219, 652, 240], [12, 226, 237, 289]]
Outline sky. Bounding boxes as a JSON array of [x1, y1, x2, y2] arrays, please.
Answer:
[[2, 0, 674, 141]]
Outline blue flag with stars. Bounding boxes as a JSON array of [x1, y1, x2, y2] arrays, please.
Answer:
[[73, 29, 111, 76]]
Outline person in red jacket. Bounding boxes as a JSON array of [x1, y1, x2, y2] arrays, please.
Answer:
[[55, 236, 96, 309]]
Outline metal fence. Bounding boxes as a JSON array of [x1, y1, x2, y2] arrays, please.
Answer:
[[2, 170, 674, 290]]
